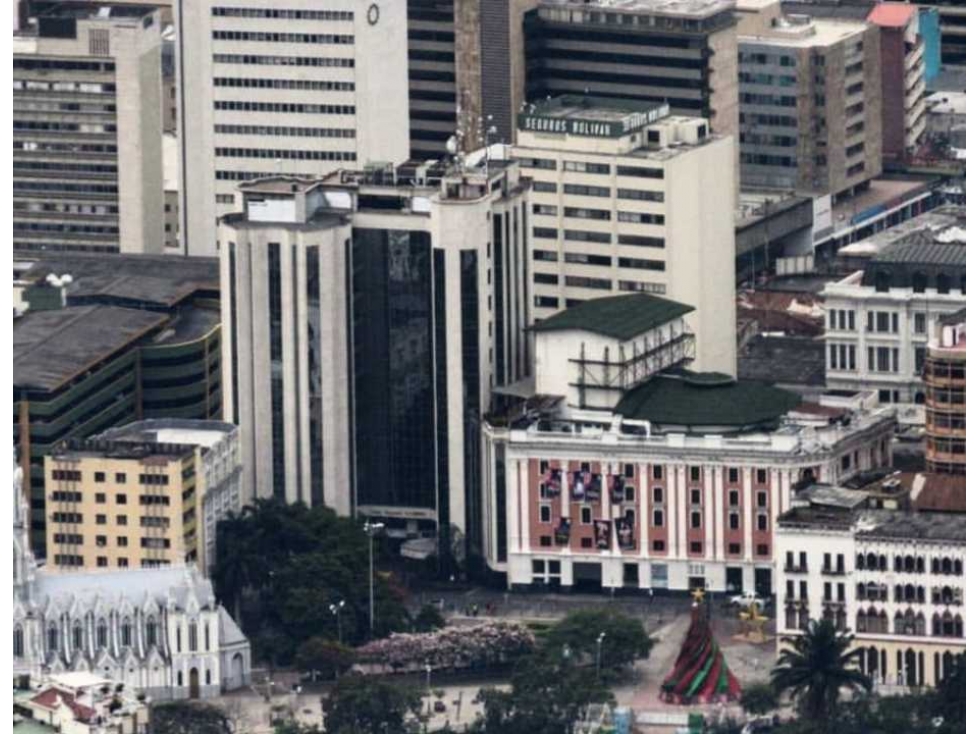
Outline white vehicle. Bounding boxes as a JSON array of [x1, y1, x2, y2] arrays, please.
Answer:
[[729, 591, 769, 611]]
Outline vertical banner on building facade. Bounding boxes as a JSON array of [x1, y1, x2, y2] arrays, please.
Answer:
[[585, 472, 602, 501], [614, 517, 636, 551], [555, 517, 571, 545], [571, 471, 586, 501], [594, 520, 612, 550], [611, 475, 625, 504], [545, 468, 562, 498]]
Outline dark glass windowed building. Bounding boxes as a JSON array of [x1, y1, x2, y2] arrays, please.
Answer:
[[220, 159, 530, 569]]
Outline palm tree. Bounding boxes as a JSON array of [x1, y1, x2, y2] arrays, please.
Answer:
[[771, 618, 871, 719]]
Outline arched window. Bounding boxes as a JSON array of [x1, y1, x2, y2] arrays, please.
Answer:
[[857, 583, 866, 600], [894, 556, 903, 572], [936, 273, 950, 294], [953, 615, 963, 638], [894, 611, 905, 633], [205, 669, 212, 685], [47, 624, 59, 653], [204, 622, 210, 652], [72, 622, 83, 651], [904, 584, 914, 601], [915, 613, 926, 636], [145, 617, 157, 647], [177, 671, 183, 687], [879, 554, 888, 571], [856, 553, 865, 570], [916, 557, 924, 574], [856, 610, 867, 633], [868, 554, 878, 570], [942, 558, 953, 575], [953, 559, 963, 575], [907, 555, 917, 573], [911, 271, 927, 293], [932, 613, 942, 636], [14, 627, 24, 658], [121, 619, 132, 647], [932, 558, 940, 574], [916, 586, 925, 604], [97, 619, 108, 648], [176, 627, 182, 652], [188, 621, 198, 652]]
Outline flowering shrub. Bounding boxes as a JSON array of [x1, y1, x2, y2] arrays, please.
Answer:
[[358, 621, 535, 671]]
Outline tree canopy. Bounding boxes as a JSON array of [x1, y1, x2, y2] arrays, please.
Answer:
[[472, 650, 614, 734], [321, 674, 424, 734], [771, 619, 870, 719], [149, 701, 232, 734], [540, 608, 653, 674], [212, 500, 410, 662]]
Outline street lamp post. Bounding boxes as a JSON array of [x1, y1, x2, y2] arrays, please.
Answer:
[[329, 600, 345, 645], [364, 522, 385, 637], [596, 632, 606, 678]]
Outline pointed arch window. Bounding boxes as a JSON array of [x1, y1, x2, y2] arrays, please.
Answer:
[[14, 626, 24, 658], [188, 620, 199, 652], [121, 619, 133, 647], [47, 623, 59, 653], [72, 622, 84, 651], [97, 619, 108, 648], [146, 617, 158, 647]]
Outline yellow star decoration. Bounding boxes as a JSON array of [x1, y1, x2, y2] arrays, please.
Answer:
[[691, 588, 706, 603]]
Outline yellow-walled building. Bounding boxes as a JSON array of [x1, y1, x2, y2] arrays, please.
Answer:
[[45, 441, 201, 572]]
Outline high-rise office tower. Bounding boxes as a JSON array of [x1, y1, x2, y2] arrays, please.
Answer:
[[13, 4, 165, 254], [218, 159, 529, 564], [407, 0, 537, 160], [176, 0, 411, 256], [523, 0, 739, 141], [513, 95, 737, 375]]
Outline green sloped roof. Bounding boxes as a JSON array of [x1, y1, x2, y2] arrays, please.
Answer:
[[531, 294, 694, 341], [615, 371, 801, 429]]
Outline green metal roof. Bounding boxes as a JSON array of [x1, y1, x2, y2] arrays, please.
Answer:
[[531, 294, 694, 341], [615, 371, 801, 429]]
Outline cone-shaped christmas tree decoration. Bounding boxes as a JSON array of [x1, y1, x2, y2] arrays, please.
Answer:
[[660, 591, 742, 705]]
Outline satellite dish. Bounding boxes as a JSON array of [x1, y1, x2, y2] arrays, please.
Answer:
[[446, 135, 458, 155]]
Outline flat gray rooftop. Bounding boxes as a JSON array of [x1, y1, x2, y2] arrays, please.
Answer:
[[14, 306, 167, 392], [14, 252, 219, 308], [779, 506, 965, 543]]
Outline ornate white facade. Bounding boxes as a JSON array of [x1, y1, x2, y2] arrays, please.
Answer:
[[13, 459, 250, 700]]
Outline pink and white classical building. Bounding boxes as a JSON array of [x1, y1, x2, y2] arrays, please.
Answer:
[[481, 294, 897, 595]]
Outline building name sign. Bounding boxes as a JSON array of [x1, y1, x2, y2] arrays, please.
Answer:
[[518, 104, 670, 138]]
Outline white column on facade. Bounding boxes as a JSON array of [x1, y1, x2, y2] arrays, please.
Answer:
[[639, 462, 650, 560], [665, 464, 677, 559], [279, 240, 300, 504], [506, 457, 520, 559], [600, 462, 611, 521], [780, 469, 792, 514], [322, 229, 351, 514], [295, 242, 312, 504], [703, 465, 714, 561], [675, 464, 687, 559], [744, 468, 754, 563], [714, 466, 725, 563], [560, 460, 570, 519], [519, 459, 531, 553]]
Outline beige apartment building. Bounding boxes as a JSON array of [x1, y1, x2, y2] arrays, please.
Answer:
[[176, 0, 411, 255], [737, 0, 882, 197], [45, 441, 200, 572], [13, 4, 165, 254], [512, 95, 737, 375]]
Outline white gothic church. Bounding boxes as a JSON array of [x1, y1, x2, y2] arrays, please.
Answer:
[[13, 458, 251, 699]]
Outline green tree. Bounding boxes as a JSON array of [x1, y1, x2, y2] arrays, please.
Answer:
[[739, 682, 779, 716], [413, 603, 446, 632], [541, 608, 653, 673], [294, 637, 355, 680], [150, 702, 232, 734], [322, 674, 424, 734], [274, 723, 324, 734], [213, 500, 409, 662], [771, 619, 871, 720], [473, 652, 614, 734]]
